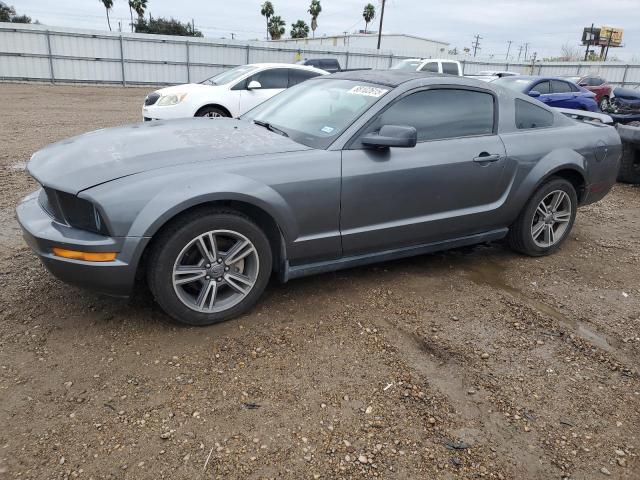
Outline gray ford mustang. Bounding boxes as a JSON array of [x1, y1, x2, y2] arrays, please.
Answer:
[[17, 70, 621, 325]]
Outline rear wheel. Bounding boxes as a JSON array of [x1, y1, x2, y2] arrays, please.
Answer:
[[147, 210, 272, 325], [195, 106, 229, 118], [508, 178, 577, 256]]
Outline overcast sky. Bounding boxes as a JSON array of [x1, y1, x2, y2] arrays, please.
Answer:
[[16, 0, 640, 61]]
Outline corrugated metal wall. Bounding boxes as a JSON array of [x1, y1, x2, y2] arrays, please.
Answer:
[[1, 23, 639, 89]]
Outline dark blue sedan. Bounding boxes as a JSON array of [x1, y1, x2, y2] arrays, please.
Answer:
[[494, 76, 599, 112]]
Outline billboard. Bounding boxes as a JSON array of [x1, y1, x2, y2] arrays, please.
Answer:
[[582, 26, 623, 47]]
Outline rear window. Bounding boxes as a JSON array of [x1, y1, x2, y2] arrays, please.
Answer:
[[515, 99, 554, 129], [441, 62, 459, 75]]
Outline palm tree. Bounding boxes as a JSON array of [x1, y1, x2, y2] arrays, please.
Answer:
[[100, 0, 114, 31], [268, 15, 285, 40], [128, 0, 135, 31], [261, 1, 274, 40], [308, 0, 321, 38], [362, 3, 375, 34], [290, 20, 309, 39], [133, 0, 147, 19]]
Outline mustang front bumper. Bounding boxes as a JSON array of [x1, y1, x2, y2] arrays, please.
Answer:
[[16, 190, 149, 297]]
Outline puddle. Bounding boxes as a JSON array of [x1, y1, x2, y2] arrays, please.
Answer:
[[466, 260, 613, 353]]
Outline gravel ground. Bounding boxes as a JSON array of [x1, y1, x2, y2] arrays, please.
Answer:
[[0, 83, 639, 480]]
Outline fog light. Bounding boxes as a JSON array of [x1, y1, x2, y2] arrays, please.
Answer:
[[52, 248, 116, 262]]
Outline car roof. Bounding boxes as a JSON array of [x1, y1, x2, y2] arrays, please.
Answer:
[[329, 69, 448, 87], [507, 75, 576, 82], [247, 62, 327, 74]]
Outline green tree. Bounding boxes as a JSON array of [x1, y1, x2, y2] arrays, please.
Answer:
[[100, 0, 114, 31], [0, 2, 15, 22], [129, 0, 148, 30], [1, 2, 32, 22], [290, 19, 309, 39], [260, 1, 274, 40], [362, 3, 375, 34], [308, 0, 321, 38], [268, 15, 285, 40], [133, 16, 202, 37]]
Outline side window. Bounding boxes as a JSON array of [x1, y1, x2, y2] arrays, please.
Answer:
[[320, 60, 339, 71], [420, 62, 439, 73], [441, 62, 459, 75], [363, 88, 494, 143], [515, 99, 554, 129], [533, 81, 550, 94], [246, 68, 289, 89], [288, 69, 321, 87], [550, 80, 573, 93], [591, 77, 604, 86]]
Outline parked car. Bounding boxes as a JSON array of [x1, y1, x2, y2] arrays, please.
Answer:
[[142, 63, 327, 120], [467, 70, 519, 82], [18, 71, 621, 325], [391, 58, 463, 76], [494, 76, 599, 112], [564, 75, 613, 110], [616, 121, 640, 183], [605, 87, 640, 124]]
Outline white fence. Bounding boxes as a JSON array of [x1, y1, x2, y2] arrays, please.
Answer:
[[1, 23, 639, 89]]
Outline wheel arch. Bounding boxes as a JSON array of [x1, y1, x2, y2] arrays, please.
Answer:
[[194, 103, 233, 118], [137, 199, 288, 283], [540, 167, 587, 204]]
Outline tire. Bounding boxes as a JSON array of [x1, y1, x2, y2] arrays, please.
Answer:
[[508, 178, 577, 257], [617, 131, 640, 184], [599, 96, 610, 111], [195, 106, 229, 118], [147, 209, 272, 326]]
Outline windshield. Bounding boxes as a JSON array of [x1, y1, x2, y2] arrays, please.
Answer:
[[200, 65, 257, 86], [242, 78, 390, 149], [391, 59, 421, 71], [493, 77, 532, 92]]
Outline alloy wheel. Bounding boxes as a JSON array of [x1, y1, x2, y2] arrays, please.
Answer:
[[172, 230, 259, 313], [530, 190, 572, 248]]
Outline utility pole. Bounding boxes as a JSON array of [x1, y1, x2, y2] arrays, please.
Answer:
[[506, 40, 512, 60], [231, 33, 235, 40], [517, 45, 523, 62], [472, 34, 482, 57], [530, 51, 537, 74], [604, 30, 613, 61], [376, 0, 386, 50], [584, 23, 594, 61], [523, 42, 530, 61]]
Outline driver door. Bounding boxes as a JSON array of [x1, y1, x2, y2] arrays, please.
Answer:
[[237, 68, 289, 114], [340, 87, 510, 256]]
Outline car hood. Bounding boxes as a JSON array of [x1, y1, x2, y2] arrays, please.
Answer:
[[153, 83, 224, 95], [28, 118, 312, 194]]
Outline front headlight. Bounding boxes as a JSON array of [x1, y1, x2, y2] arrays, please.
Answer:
[[156, 92, 188, 106]]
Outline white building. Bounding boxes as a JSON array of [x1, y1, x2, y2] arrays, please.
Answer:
[[271, 33, 449, 59]]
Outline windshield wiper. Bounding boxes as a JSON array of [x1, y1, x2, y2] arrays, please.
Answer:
[[253, 120, 289, 138]]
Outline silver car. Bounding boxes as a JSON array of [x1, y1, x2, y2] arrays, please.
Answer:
[[17, 71, 622, 325]]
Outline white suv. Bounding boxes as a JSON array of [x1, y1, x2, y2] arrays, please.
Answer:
[[391, 58, 462, 76], [142, 63, 327, 120]]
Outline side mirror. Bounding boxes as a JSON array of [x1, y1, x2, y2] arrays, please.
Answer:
[[528, 90, 541, 98], [247, 80, 262, 90], [361, 125, 417, 148]]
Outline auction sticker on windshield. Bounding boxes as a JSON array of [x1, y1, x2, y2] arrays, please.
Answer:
[[347, 86, 389, 97]]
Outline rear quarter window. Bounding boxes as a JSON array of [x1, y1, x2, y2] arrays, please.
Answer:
[[515, 99, 554, 129]]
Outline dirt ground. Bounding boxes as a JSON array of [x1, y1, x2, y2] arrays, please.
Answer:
[[0, 82, 639, 480]]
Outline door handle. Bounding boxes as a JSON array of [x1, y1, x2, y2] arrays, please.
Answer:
[[473, 153, 501, 163]]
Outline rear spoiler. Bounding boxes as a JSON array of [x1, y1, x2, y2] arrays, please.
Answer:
[[555, 108, 614, 125]]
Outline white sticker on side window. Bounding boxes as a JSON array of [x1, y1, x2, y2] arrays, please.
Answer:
[[347, 85, 388, 97]]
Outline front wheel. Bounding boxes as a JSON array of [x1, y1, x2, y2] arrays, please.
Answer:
[[147, 210, 272, 326], [508, 178, 577, 256], [195, 106, 229, 118]]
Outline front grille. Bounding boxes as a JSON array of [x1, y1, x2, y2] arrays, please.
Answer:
[[144, 92, 160, 106]]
